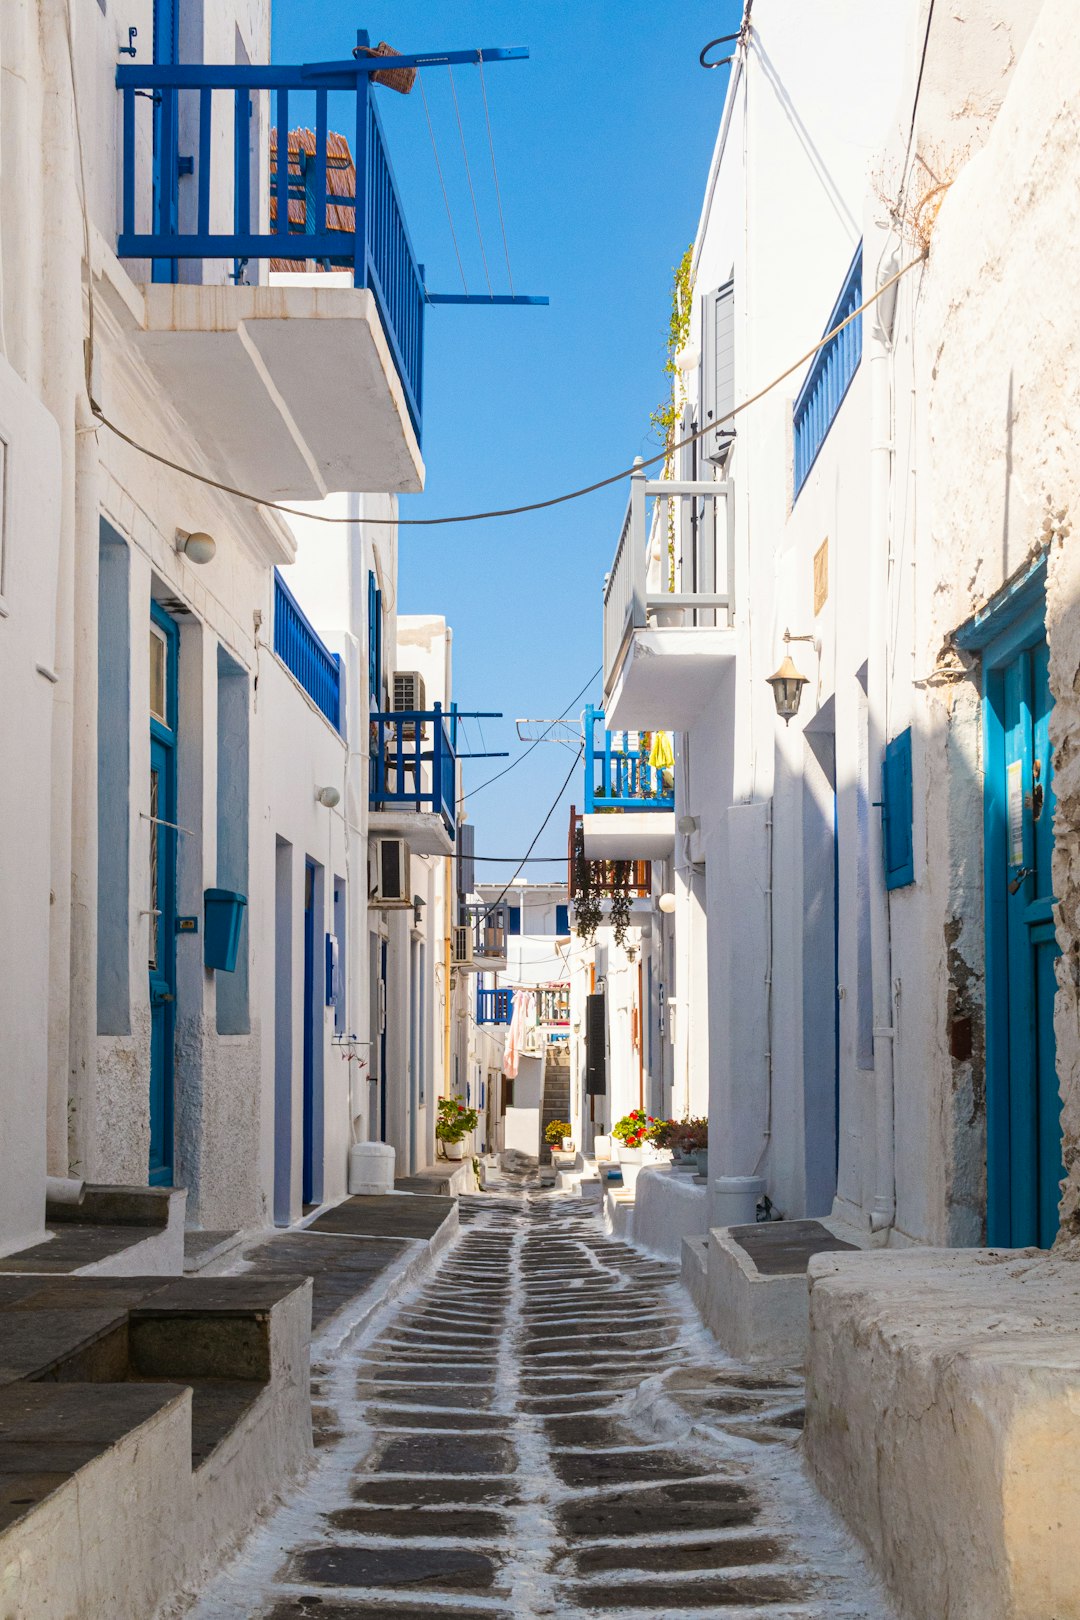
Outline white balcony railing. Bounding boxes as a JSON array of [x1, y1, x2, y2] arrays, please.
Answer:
[[602, 458, 734, 698]]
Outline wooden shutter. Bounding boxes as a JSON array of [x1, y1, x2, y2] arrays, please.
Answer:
[[585, 992, 607, 1095], [457, 823, 475, 899], [700, 278, 735, 464], [882, 728, 914, 889]]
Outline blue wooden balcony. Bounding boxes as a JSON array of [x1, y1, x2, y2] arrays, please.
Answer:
[[273, 571, 342, 733], [116, 57, 424, 435], [369, 705, 457, 840], [584, 706, 674, 814], [477, 986, 513, 1025]]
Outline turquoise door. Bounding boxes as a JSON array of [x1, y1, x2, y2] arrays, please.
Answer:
[[985, 613, 1063, 1247], [149, 605, 179, 1184]]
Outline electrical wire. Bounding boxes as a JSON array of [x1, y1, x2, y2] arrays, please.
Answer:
[[461, 664, 601, 802], [476, 745, 583, 925], [417, 70, 468, 295], [90, 253, 925, 529], [447, 64, 494, 298], [477, 50, 514, 296], [895, 0, 937, 234]]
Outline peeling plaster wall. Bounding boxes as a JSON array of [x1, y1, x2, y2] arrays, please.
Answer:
[[901, 0, 1080, 1244]]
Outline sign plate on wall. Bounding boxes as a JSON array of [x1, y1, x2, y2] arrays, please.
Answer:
[[1007, 760, 1024, 868]]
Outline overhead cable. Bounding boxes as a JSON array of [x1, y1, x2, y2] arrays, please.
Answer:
[[476, 746, 583, 925], [418, 70, 469, 294], [477, 50, 515, 295], [462, 665, 601, 802], [447, 64, 494, 298], [90, 253, 926, 527]]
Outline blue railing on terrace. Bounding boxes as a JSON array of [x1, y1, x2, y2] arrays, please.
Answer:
[[477, 986, 513, 1025], [792, 244, 863, 498], [115, 57, 424, 435], [273, 571, 342, 733], [370, 705, 457, 838], [584, 706, 675, 814]]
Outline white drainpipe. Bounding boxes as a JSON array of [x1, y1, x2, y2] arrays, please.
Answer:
[[868, 253, 899, 1235]]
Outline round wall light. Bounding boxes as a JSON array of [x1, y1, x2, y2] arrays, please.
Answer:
[[316, 785, 341, 808], [175, 528, 217, 565], [658, 892, 677, 914]]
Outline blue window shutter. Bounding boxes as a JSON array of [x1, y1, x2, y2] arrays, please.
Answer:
[[556, 904, 569, 935], [507, 906, 521, 936], [882, 728, 914, 889]]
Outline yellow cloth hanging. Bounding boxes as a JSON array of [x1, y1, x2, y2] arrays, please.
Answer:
[[648, 730, 674, 770]]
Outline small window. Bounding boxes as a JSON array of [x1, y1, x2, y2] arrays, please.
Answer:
[[555, 903, 569, 935], [507, 905, 521, 936], [149, 625, 168, 724], [882, 728, 914, 890]]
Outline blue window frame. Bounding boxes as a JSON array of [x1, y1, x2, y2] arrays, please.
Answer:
[[792, 244, 863, 498], [881, 727, 914, 890], [367, 570, 382, 704], [507, 905, 521, 936], [555, 903, 569, 935]]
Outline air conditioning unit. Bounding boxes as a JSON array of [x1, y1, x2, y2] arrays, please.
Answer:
[[452, 923, 475, 969], [371, 837, 411, 906], [392, 670, 426, 737]]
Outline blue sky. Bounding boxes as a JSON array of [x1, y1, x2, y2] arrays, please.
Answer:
[[272, 3, 740, 881]]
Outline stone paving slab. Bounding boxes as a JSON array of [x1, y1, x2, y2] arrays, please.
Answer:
[[240, 1234, 410, 1329], [285, 1544, 501, 1591], [186, 1181, 898, 1620], [306, 1195, 454, 1242]]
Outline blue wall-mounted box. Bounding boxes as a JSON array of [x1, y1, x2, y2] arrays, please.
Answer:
[[204, 888, 247, 972]]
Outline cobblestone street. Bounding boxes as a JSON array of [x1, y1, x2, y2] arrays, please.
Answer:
[[189, 1185, 895, 1620]]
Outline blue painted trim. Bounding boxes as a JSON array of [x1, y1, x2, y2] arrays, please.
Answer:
[[368, 705, 457, 838], [584, 706, 675, 813], [882, 727, 914, 889], [954, 553, 1048, 652], [792, 243, 863, 498], [273, 571, 342, 734], [148, 600, 179, 1186], [477, 986, 513, 1025]]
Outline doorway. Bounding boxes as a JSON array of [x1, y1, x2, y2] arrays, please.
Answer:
[[984, 606, 1063, 1247], [148, 603, 178, 1185], [302, 860, 324, 1207]]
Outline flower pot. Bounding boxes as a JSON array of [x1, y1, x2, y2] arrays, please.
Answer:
[[618, 1145, 643, 1165], [692, 1147, 709, 1176], [443, 1140, 465, 1161], [650, 603, 684, 628]]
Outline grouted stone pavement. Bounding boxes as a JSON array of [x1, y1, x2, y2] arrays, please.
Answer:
[[187, 1180, 897, 1620]]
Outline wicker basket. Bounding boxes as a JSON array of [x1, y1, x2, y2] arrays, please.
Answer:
[[358, 41, 416, 95]]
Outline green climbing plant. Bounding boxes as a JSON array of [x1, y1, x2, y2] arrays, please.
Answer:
[[649, 245, 695, 591]]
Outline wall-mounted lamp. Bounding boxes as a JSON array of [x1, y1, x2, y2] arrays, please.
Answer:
[[677, 815, 699, 835], [315, 785, 341, 808], [175, 528, 216, 565], [658, 892, 677, 914], [766, 630, 814, 725]]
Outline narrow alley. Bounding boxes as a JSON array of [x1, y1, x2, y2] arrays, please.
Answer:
[[189, 1180, 896, 1620]]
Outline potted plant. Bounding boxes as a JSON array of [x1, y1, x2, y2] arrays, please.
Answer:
[[436, 1096, 480, 1161], [545, 1119, 572, 1155], [677, 1116, 709, 1176], [612, 1110, 653, 1163]]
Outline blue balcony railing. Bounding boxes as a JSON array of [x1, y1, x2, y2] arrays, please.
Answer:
[[273, 571, 342, 733], [584, 706, 675, 814], [477, 986, 513, 1025], [116, 58, 424, 435], [792, 243, 863, 498], [370, 705, 457, 838]]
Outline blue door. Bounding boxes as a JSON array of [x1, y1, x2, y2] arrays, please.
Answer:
[[985, 615, 1063, 1247], [152, 0, 180, 283], [302, 860, 316, 1205], [149, 604, 179, 1184]]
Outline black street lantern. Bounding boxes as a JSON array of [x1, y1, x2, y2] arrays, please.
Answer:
[[766, 651, 809, 724]]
